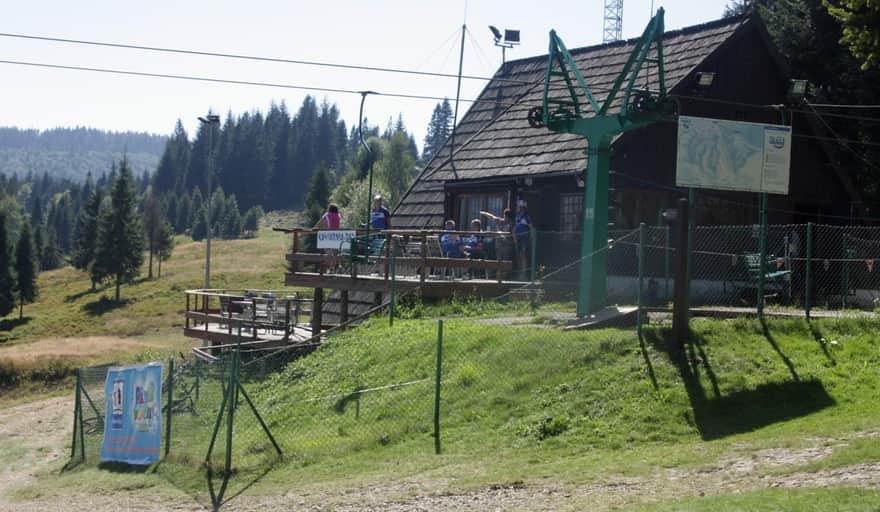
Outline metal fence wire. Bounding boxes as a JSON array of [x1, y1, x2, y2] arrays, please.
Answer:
[[65, 222, 880, 507]]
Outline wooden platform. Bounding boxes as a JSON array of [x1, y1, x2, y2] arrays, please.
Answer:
[[184, 323, 315, 348], [284, 271, 534, 298]]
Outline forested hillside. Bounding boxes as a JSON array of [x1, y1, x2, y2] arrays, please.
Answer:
[[153, 95, 432, 229], [0, 127, 165, 182]]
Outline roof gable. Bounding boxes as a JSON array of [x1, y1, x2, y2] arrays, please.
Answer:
[[395, 15, 759, 228]]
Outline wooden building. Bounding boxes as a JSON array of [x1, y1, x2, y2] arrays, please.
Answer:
[[394, 14, 859, 236]]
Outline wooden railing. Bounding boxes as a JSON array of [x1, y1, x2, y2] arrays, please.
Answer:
[[276, 227, 517, 283], [184, 289, 313, 342]]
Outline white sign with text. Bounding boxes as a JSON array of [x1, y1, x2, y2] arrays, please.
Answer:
[[316, 230, 356, 250]]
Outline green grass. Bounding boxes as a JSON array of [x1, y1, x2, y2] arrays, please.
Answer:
[[45, 313, 876, 507], [0, 227, 292, 403], [5, 221, 880, 508]]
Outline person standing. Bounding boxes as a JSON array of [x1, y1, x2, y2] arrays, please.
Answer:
[[514, 200, 533, 279], [371, 194, 391, 230], [314, 204, 342, 271]]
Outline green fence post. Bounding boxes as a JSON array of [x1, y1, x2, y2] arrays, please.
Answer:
[[757, 193, 768, 318], [638, 223, 645, 338], [217, 321, 242, 504], [842, 233, 850, 309], [664, 224, 671, 302], [805, 222, 813, 319], [70, 369, 81, 459], [433, 319, 443, 455], [687, 189, 696, 316], [530, 227, 537, 310], [165, 357, 173, 458], [390, 242, 397, 327]]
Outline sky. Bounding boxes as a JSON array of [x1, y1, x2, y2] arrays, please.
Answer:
[[1, 0, 732, 150]]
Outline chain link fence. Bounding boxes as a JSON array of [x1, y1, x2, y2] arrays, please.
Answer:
[[65, 221, 880, 507]]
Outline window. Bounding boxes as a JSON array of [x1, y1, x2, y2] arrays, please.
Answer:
[[455, 193, 507, 230], [559, 193, 583, 234]]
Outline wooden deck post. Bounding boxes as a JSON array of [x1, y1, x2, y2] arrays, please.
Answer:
[[340, 290, 349, 324], [284, 299, 291, 341], [185, 293, 190, 329], [291, 231, 300, 274], [496, 233, 504, 283], [203, 294, 209, 333], [384, 232, 392, 280], [420, 233, 428, 283], [311, 288, 324, 340]]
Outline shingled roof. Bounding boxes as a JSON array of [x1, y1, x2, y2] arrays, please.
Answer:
[[394, 14, 755, 229]]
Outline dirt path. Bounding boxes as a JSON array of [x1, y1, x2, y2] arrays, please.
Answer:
[[1, 395, 878, 511], [0, 396, 71, 507]]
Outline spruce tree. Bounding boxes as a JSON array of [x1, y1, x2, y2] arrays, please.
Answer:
[[13, 223, 37, 320], [191, 205, 208, 241], [242, 206, 262, 237], [0, 214, 15, 317], [155, 221, 175, 278], [222, 195, 242, 239], [143, 190, 164, 278], [72, 188, 103, 290], [422, 98, 452, 164], [92, 160, 145, 302]]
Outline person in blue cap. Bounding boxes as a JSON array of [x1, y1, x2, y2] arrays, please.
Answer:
[[371, 194, 391, 230]]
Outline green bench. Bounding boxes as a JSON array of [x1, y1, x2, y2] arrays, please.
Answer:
[[741, 252, 791, 300]]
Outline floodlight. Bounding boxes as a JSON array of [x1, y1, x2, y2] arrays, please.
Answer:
[[788, 79, 809, 101], [489, 25, 502, 42], [504, 29, 520, 44], [696, 72, 715, 88]]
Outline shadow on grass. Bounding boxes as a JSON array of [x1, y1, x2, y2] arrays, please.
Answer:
[[209, 461, 278, 511], [65, 288, 99, 303], [645, 328, 835, 441], [807, 319, 837, 365], [0, 316, 31, 333], [96, 460, 154, 474], [760, 318, 800, 382], [82, 297, 132, 316]]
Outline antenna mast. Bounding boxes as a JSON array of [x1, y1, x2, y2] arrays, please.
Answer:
[[603, 0, 624, 43]]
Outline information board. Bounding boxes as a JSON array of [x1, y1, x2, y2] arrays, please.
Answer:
[[676, 116, 791, 194], [100, 362, 163, 465], [316, 230, 356, 250]]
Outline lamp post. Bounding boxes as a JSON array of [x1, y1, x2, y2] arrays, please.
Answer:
[[198, 114, 220, 289]]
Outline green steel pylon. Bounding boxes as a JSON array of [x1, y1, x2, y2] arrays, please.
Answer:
[[530, 8, 675, 317]]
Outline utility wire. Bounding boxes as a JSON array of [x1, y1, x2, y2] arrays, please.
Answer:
[[0, 58, 486, 105], [0, 31, 536, 86]]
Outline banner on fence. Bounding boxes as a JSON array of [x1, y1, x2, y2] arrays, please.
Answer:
[[676, 116, 791, 194], [317, 230, 356, 250], [100, 362, 163, 465]]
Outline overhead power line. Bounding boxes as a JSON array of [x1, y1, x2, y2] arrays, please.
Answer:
[[0, 31, 534, 86], [0, 58, 482, 104]]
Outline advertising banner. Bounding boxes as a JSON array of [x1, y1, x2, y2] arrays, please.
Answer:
[[316, 230, 356, 250], [100, 362, 163, 465], [676, 116, 791, 194]]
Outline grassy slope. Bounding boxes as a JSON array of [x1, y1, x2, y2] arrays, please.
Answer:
[[40, 312, 880, 509], [0, 227, 290, 401]]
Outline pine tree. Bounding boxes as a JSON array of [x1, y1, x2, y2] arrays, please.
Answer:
[[242, 206, 262, 237], [222, 195, 242, 239], [0, 214, 15, 317], [191, 205, 208, 241], [175, 193, 191, 234], [143, 190, 164, 279], [188, 188, 204, 232], [825, 0, 880, 70], [305, 162, 331, 226], [39, 226, 62, 271], [422, 98, 452, 164], [13, 223, 37, 320], [72, 187, 103, 290], [155, 221, 175, 278], [92, 159, 145, 302]]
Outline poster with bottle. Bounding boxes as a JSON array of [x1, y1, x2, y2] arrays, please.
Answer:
[[100, 362, 163, 465]]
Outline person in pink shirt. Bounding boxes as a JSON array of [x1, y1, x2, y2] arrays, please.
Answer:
[[315, 204, 342, 270]]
